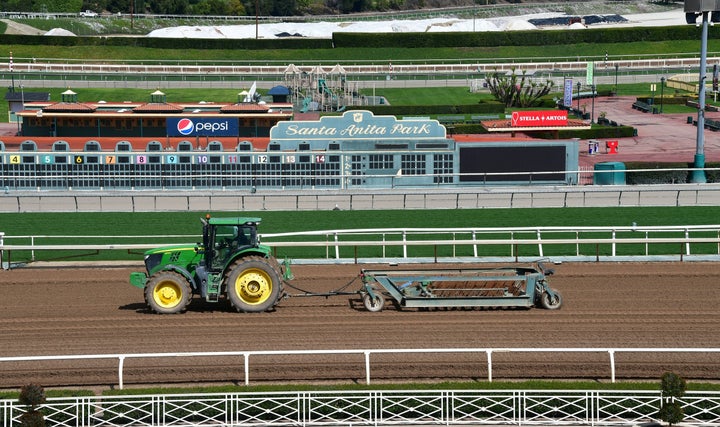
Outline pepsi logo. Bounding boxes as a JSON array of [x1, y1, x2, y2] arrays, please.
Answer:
[[177, 118, 194, 136]]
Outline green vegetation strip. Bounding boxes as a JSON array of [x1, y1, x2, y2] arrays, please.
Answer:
[[101, 380, 720, 396], [0, 380, 718, 399]]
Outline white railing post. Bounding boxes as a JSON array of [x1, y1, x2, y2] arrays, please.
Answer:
[[365, 351, 371, 385], [576, 231, 580, 256], [334, 233, 339, 259], [382, 233, 386, 258], [510, 231, 514, 257], [118, 356, 125, 390], [244, 353, 250, 386], [486, 350, 493, 382], [685, 229, 691, 255], [608, 350, 616, 383], [402, 231, 407, 258], [472, 231, 478, 257], [611, 230, 616, 257], [536, 230, 543, 257]]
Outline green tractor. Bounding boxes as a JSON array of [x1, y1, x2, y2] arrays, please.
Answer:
[[129, 215, 290, 314]]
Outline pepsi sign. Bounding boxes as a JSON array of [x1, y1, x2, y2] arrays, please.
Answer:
[[167, 118, 238, 137]]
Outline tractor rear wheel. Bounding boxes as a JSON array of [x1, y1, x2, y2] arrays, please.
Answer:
[[145, 271, 192, 314], [225, 256, 283, 313]]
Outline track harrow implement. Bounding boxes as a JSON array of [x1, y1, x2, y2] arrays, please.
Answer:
[[359, 263, 562, 312]]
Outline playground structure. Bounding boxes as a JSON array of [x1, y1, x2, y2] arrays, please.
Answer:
[[284, 64, 366, 112]]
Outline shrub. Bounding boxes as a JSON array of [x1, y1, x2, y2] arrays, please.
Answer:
[[18, 384, 46, 427], [658, 372, 686, 426]]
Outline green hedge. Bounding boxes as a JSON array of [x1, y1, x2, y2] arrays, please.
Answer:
[[561, 126, 635, 139], [0, 34, 332, 50], [624, 162, 720, 184], [362, 102, 504, 116], [636, 96, 694, 105], [331, 25, 720, 48], [453, 124, 489, 134], [532, 125, 635, 140]]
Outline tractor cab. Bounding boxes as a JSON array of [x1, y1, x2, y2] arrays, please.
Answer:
[[202, 216, 262, 271]]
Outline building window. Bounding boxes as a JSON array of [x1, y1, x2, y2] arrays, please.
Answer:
[[401, 154, 426, 175], [369, 154, 393, 170]]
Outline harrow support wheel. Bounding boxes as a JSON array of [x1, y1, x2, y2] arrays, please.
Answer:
[[540, 290, 563, 310], [363, 292, 385, 312], [145, 271, 192, 314], [226, 256, 283, 313]]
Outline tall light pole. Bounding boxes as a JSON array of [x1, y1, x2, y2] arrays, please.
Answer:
[[9, 51, 14, 93], [591, 84, 596, 123], [684, 0, 720, 183], [576, 81, 581, 113], [614, 63, 619, 95], [660, 77, 666, 113]]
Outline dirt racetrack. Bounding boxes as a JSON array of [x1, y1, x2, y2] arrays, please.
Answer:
[[1, 261, 719, 390]]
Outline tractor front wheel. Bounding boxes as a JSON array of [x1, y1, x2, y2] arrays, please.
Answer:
[[226, 256, 283, 313], [145, 271, 192, 314]]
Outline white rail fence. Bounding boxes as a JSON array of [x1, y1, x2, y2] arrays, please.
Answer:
[[2, 388, 720, 427], [1, 348, 720, 390], [1, 57, 712, 77], [2, 225, 720, 267]]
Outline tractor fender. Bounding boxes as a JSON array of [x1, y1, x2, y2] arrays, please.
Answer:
[[223, 250, 271, 274], [161, 265, 199, 290]]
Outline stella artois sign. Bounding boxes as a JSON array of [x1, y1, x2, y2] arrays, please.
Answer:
[[511, 111, 568, 127]]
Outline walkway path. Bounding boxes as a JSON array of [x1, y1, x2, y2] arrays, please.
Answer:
[[579, 96, 720, 167]]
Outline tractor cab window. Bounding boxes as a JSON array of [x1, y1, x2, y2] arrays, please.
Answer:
[[212, 225, 236, 268], [236, 226, 255, 246], [211, 224, 257, 269]]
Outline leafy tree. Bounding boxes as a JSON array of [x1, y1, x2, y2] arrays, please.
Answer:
[[336, 0, 371, 13], [104, 0, 147, 14], [658, 372, 686, 426], [35, 0, 83, 12], [227, 0, 245, 15], [151, 0, 188, 14], [242, 0, 269, 15], [484, 68, 554, 108], [271, 0, 295, 15]]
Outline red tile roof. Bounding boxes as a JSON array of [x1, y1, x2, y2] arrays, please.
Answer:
[[220, 103, 270, 113], [42, 102, 96, 113], [131, 103, 185, 113]]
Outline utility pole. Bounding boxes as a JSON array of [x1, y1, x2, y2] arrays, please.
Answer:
[[684, 0, 720, 183]]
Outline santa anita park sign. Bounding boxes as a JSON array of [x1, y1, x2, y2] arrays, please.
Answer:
[[270, 110, 447, 145]]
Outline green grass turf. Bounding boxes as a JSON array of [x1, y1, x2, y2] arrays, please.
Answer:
[[2, 38, 718, 62], [2, 206, 719, 262]]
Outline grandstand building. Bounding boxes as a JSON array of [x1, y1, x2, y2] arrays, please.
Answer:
[[0, 91, 581, 190], [17, 89, 292, 139]]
